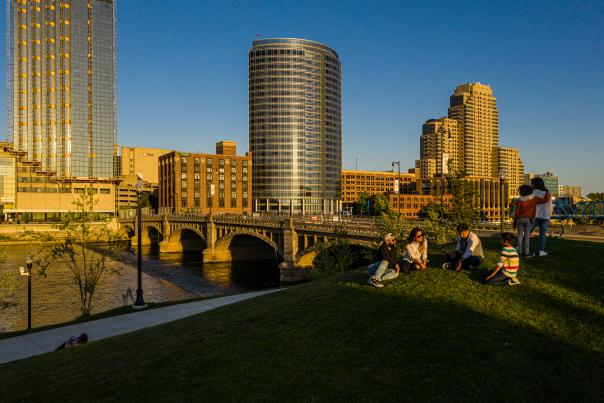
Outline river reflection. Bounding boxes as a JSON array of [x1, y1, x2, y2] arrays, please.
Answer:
[[0, 244, 280, 332]]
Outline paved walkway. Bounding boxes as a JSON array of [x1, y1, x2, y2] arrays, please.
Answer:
[[0, 289, 283, 365]]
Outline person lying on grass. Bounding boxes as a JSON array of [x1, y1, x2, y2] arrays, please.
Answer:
[[442, 223, 484, 272], [367, 233, 400, 288], [55, 333, 88, 351], [483, 232, 521, 286], [402, 227, 428, 271]]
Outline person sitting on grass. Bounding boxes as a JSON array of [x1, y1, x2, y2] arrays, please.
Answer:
[[402, 227, 428, 272], [55, 333, 88, 351], [443, 223, 484, 272], [367, 233, 400, 288], [483, 232, 521, 286]]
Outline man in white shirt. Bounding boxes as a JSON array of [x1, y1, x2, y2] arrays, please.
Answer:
[[443, 223, 484, 272]]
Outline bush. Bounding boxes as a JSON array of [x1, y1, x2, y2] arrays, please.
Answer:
[[312, 227, 357, 274]]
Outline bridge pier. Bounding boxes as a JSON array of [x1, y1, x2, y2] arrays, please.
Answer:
[[159, 239, 183, 253], [202, 248, 232, 263], [131, 231, 152, 248], [278, 218, 310, 282]]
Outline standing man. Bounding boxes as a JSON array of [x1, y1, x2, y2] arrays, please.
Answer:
[[367, 233, 400, 288]]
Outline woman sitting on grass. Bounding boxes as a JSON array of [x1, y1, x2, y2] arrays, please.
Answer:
[[402, 227, 428, 272]]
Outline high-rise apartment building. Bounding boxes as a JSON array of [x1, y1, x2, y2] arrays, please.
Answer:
[[249, 38, 342, 214], [448, 83, 499, 178], [558, 185, 582, 199], [415, 158, 436, 180], [7, 0, 116, 179], [496, 147, 524, 196], [418, 118, 461, 177], [525, 172, 559, 197]]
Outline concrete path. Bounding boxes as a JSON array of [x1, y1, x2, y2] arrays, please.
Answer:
[[0, 288, 284, 365]]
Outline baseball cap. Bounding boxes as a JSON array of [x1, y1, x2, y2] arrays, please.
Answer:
[[384, 233, 396, 242]]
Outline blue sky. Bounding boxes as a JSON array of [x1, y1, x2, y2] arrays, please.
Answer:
[[1, 0, 603, 193]]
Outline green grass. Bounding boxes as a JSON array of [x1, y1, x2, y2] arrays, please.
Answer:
[[0, 238, 603, 402]]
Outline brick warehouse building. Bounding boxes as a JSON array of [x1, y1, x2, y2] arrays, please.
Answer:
[[159, 142, 252, 214]]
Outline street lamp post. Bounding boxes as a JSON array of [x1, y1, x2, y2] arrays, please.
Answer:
[[392, 161, 400, 215], [439, 127, 453, 214], [19, 255, 34, 330], [498, 169, 506, 234], [133, 173, 147, 309]]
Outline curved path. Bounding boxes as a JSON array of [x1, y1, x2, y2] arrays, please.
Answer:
[[0, 289, 283, 364]]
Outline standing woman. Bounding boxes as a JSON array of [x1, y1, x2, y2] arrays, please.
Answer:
[[530, 177, 553, 256], [402, 228, 428, 272]]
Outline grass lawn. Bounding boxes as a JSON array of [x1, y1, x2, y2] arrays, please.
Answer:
[[0, 238, 603, 402]]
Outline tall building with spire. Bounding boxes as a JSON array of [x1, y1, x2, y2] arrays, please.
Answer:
[[7, 0, 117, 179], [249, 38, 342, 214], [447, 82, 499, 178]]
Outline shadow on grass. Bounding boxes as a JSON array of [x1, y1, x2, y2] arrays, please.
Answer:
[[0, 272, 602, 402]]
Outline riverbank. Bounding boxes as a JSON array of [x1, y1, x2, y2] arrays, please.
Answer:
[[1, 244, 279, 332], [1, 237, 602, 401]]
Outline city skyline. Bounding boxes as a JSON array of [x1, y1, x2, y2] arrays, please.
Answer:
[[1, 0, 602, 192]]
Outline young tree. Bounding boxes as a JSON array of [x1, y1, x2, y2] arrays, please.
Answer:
[[422, 204, 456, 245], [447, 170, 480, 227], [378, 210, 412, 243], [371, 194, 392, 216], [0, 246, 16, 310], [312, 226, 356, 274], [586, 192, 604, 201], [355, 192, 370, 215], [39, 189, 123, 317]]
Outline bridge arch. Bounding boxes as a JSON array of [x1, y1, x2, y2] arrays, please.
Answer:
[[162, 226, 207, 253], [143, 224, 163, 246], [213, 230, 283, 262]]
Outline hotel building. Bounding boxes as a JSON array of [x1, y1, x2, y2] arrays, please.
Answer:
[[249, 38, 342, 214], [7, 0, 116, 179], [448, 82, 499, 178], [158, 142, 252, 214]]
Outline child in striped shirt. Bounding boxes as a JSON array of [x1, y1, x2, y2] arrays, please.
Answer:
[[484, 232, 521, 286]]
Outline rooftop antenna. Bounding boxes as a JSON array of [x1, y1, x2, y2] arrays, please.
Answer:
[[355, 157, 358, 170]]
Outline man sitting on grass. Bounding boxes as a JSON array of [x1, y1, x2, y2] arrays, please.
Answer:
[[443, 223, 484, 272], [367, 233, 400, 288], [483, 232, 521, 286]]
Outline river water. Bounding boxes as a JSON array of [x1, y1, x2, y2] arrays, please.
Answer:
[[0, 244, 280, 332]]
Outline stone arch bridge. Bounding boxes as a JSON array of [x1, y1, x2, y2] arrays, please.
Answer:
[[118, 214, 381, 281]]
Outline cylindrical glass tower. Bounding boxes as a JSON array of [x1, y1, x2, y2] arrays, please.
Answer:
[[249, 38, 342, 214]]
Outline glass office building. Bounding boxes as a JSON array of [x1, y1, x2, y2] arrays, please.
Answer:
[[7, 0, 116, 179], [249, 38, 342, 214]]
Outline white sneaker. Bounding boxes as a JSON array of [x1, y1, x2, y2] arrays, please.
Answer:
[[368, 278, 384, 288], [539, 251, 548, 257]]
